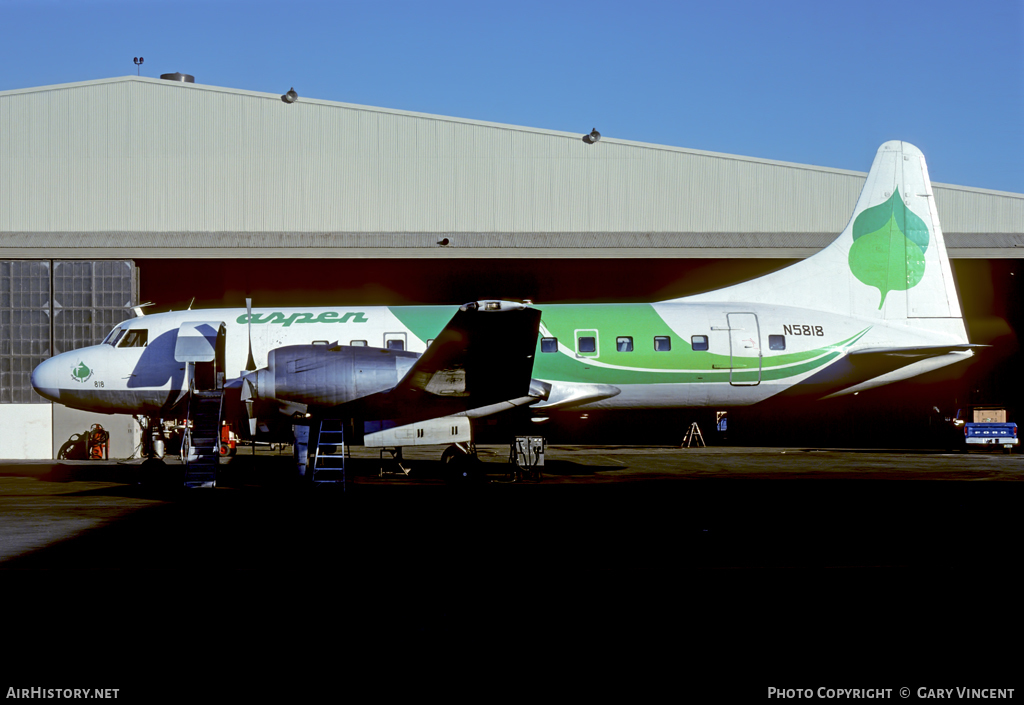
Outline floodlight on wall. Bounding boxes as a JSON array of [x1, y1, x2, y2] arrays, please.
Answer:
[[583, 128, 601, 144], [282, 88, 298, 104]]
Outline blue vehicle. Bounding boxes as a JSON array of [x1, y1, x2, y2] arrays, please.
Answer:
[[958, 408, 1018, 454]]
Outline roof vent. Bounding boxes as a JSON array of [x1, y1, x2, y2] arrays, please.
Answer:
[[160, 72, 195, 83]]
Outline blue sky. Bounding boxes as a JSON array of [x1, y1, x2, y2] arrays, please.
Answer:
[[2, 0, 1022, 192]]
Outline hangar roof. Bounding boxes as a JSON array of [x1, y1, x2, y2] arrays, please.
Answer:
[[1, 76, 1021, 259]]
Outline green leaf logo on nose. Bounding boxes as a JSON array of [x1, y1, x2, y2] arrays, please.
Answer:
[[848, 188, 930, 309], [71, 361, 92, 382]]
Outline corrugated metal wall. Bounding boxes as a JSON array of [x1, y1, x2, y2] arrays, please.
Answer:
[[1, 76, 1021, 237]]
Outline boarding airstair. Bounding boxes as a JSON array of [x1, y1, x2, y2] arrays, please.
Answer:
[[183, 390, 224, 488], [311, 419, 347, 487]]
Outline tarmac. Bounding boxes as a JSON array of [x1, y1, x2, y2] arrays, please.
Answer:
[[2, 445, 1020, 699]]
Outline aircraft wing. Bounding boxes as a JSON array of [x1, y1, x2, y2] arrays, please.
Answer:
[[337, 300, 543, 425]]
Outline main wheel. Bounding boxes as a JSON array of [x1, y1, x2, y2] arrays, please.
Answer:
[[442, 446, 482, 484], [441, 445, 462, 465]]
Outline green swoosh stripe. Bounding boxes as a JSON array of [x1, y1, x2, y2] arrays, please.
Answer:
[[389, 302, 870, 386]]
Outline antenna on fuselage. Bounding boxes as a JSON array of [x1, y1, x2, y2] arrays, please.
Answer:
[[130, 302, 155, 317], [187, 297, 195, 310]]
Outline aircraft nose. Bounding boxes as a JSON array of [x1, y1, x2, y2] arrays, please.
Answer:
[[31, 356, 62, 402]]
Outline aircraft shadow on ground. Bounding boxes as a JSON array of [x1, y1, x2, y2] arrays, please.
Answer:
[[227, 455, 628, 480], [3, 472, 1022, 576], [0, 463, 141, 484], [510, 459, 626, 477]]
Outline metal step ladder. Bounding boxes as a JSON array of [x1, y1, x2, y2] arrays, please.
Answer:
[[184, 390, 224, 488], [312, 419, 347, 487], [682, 421, 706, 448]]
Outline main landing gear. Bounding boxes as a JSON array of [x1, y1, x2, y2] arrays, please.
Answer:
[[441, 442, 483, 484]]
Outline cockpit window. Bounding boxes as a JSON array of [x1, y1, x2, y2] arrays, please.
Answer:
[[107, 328, 127, 347], [103, 326, 124, 346], [118, 329, 148, 348]]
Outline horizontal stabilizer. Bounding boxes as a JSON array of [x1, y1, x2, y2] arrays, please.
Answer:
[[776, 344, 979, 401], [847, 344, 985, 359]]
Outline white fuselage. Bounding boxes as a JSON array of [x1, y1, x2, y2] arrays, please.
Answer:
[[31, 301, 971, 418]]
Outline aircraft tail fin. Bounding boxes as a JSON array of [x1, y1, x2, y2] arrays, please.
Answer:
[[673, 141, 966, 333]]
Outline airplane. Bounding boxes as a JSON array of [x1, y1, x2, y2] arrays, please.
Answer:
[[31, 141, 978, 484]]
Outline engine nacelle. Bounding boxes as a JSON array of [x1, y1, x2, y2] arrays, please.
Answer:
[[245, 344, 420, 411]]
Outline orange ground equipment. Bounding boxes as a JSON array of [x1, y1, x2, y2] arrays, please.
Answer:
[[219, 422, 237, 456], [87, 424, 109, 460]]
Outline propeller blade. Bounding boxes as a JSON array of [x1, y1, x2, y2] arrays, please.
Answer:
[[245, 297, 256, 372], [240, 374, 259, 436], [239, 365, 265, 437], [240, 374, 255, 402]]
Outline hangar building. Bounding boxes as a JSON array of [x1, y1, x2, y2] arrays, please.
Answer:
[[2, 75, 1022, 458]]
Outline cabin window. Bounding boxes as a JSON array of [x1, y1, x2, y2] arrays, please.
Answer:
[[691, 335, 709, 351], [578, 336, 596, 354], [386, 339, 405, 351], [616, 336, 633, 352], [118, 329, 148, 348], [654, 336, 671, 352], [769, 335, 786, 351], [541, 337, 558, 353], [350, 340, 367, 346]]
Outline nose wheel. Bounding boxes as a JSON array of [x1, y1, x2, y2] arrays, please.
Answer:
[[134, 415, 181, 486]]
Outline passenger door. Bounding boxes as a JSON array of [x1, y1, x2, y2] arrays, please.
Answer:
[[727, 313, 761, 386]]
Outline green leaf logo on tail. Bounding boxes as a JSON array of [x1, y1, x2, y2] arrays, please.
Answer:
[[848, 188, 930, 308]]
